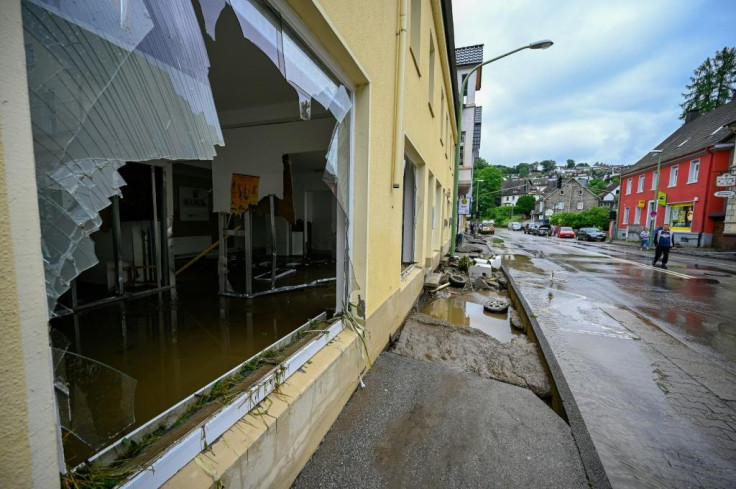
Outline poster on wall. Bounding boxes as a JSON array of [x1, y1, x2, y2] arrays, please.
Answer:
[[230, 174, 260, 214], [669, 202, 693, 231], [179, 187, 210, 221]]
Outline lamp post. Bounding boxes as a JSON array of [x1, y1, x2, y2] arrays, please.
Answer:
[[450, 40, 553, 255], [474, 179, 484, 219], [649, 149, 663, 238]]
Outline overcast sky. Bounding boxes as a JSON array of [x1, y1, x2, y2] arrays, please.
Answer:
[[452, 0, 736, 167]]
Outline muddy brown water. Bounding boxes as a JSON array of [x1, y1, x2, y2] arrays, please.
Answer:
[[420, 290, 521, 343], [51, 264, 336, 465]]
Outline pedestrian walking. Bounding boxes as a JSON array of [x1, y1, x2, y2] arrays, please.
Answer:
[[652, 224, 675, 268], [639, 228, 650, 250]]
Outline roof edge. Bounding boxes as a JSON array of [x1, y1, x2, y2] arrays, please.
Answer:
[[441, 0, 460, 128]]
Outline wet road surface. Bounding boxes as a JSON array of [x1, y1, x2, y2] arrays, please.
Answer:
[[499, 230, 736, 488]]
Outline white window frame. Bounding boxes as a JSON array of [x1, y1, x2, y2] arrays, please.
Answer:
[[637, 175, 644, 193], [626, 178, 632, 195], [651, 171, 658, 190], [688, 159, 700, 184], [623, 206, 630, 224], [634, 206, 641, 224], [668, 165, 678, 187]]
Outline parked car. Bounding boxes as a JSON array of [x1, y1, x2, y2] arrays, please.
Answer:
[[558, 226, 575, 239], [536, 224, 551, 236], [577, 227, 607, 241], [480, 221, 495, 234], [524, 223, 539, 234], [508, 221, 522, 231]]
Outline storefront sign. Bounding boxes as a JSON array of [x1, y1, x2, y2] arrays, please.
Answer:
[[179, 187, 209, 221], [657, 191, 667, 207], [230, 174, 260, 214], [714, 190, 736, 198], [458, 197, 471, 215], [637, 200, 646, 208], [669, 202, 693, 231], [716, 174, 736, 187]]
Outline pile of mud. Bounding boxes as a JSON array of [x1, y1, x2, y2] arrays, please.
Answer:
[[392, 312, 551, 398]]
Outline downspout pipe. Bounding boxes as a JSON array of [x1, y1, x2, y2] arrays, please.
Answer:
[[391, 0, 409, 188], [450, 42, 552, 255]]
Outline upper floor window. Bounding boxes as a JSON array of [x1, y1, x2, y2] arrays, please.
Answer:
[[637, 175, 644, 193], [459, 132, 466, 164], [428, 35, 435, 113], [651, 171, 658, 190], [578, 189, 583, 196], [626, 178, 632, 195], [688, 159, 700, 183], [669, 165, 678, 187], [409, 0, 421, 66]]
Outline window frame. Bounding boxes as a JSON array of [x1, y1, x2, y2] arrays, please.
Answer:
[[687, 159, 700, 184], [651, 171, 658, 190], [637, 175, 644, 193], [409, 0, 421, 74], [668, 165, 678, 187], [623, 206, 630, 224], [427, 33, 435, 115], [626, 178, 632, 195]]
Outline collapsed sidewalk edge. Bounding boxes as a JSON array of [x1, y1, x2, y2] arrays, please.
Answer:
[[502, 263, 613, 489]]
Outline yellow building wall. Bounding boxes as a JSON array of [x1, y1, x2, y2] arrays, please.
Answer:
[[304, 0, 456, 318], [0, 3, 61, 487]]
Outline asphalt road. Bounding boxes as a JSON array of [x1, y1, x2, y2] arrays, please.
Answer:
[[498, 229, 736, 488]]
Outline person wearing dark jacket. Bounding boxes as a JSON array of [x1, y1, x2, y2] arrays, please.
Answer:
[[652, 224, 675, 268]]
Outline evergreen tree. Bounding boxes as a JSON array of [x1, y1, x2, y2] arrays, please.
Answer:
[[681, 47, 736, 120]]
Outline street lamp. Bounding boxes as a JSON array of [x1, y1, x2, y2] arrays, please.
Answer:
[[474, 179, 484, 219], [649, 149, 663, 238], [450, 40, 553, 255]]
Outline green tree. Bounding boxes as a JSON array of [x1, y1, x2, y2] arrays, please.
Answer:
[[550, 207, 609, 230], [473, 157, 489, 171], [576, 162, 589, 168], [681, 47, 736, 119], [539, 160, 557, 173], [516, 163, 530, 177], [514, 195, 536, 216], [473, 165, 503, 218], [566, 159, 575, 169], [588, 178, 608, 194]]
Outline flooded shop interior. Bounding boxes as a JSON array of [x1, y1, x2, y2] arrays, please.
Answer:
[[23, 0, 353, 465]]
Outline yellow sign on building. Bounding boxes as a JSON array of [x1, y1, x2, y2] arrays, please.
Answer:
[[230, 174, 259, 214], [637, 200, 645, 208]]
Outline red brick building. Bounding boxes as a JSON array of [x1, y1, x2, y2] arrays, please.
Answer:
[[617, 101, 736, 247]]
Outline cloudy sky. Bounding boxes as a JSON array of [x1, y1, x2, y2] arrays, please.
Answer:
[[452, 0, 736, 167]]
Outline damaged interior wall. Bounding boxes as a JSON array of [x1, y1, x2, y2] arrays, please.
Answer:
[[23, 0, 224, 314]]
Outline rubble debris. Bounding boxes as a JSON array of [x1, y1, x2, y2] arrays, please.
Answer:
[[473, 277, 492, 290], [484, 298, 510, 313], [424, 272, 443, 290], [449, 274, 468, 288], [393, 313, 552, 398]]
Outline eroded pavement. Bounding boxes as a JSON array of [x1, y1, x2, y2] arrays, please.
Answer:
[[499, 229, 736, 488]]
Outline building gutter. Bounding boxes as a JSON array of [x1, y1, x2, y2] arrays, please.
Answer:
[[391, 0, 410, 188]]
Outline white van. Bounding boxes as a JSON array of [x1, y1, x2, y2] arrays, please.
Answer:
[[508, 221, 522, 231]]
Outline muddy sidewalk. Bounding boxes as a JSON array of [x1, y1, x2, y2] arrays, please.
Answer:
[[292, 351, 587, 489]]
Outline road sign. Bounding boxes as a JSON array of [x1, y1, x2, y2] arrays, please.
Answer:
[[650, 211, 657, 217], [545, 209, 553, 217], [716, 174, 736, 187], [714, 190, 736, 198]]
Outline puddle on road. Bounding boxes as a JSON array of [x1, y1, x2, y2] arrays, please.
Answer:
[[420, 292, 520, 343]]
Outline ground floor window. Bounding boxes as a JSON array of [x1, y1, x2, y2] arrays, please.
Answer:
[[668, 202, 694, 231], [402, 159, 417, 268]]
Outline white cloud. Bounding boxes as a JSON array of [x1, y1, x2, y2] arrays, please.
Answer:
[[453, 0, 736, 166]]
